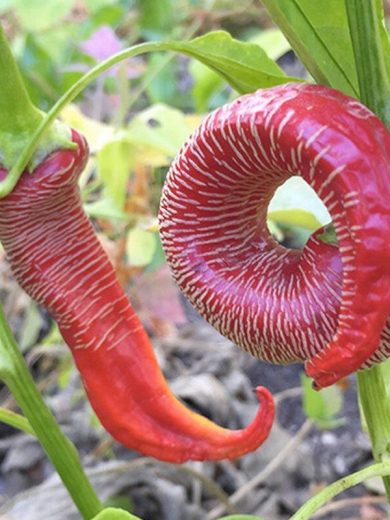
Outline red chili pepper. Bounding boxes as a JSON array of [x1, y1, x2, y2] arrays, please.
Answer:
[[0, 130, 274, 462], [159, 83, 390, 390]]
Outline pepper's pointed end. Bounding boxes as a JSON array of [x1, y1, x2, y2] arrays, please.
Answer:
[[226, 385, 275, 459], [165, 385, 275, 464], [254, 385, 275, 437]]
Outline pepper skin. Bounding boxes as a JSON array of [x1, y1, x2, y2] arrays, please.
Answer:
[[159, 83, 390, 390], [0, 130, 274, 462]]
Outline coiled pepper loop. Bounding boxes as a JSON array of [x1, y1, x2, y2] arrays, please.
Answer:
[[159, 83, 390, 390], [0, 130, 274, 462]]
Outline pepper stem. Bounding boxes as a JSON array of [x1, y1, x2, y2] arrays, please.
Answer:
[[0, 303, 103, 519], [346, 0, 390, 504]]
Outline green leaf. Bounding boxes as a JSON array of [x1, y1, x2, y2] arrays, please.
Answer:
[[127, 228, 157, 267], [169, 31, 299, 94], [301, 374, 344, 429], [92, 508, 141, 520], [261, 0, 359, 96], [190, 29, 292, 112]]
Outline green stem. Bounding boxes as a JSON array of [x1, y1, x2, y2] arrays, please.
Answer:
[[290, 460, 390, 519], [346, 0, 390, 504], [0, 24, 43, 136], [345, 0, 390, 127], [0, 407, 35, 436], [357, 368, 390, 499], [0, 304, 103, 519]]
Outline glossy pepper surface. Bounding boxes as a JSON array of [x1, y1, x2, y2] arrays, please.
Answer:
[[159, 83, 390, 389], [0, 129, 274, 463]]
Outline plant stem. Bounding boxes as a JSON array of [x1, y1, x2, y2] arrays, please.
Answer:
[[0, 304, 103, 519], [290, 460, 390, 519], [357, 368, 390, 499], [0, 407, 35, 436], [0, 24, 43, 136], [346, 0, 390, 503], [345, 0, 390, 127]]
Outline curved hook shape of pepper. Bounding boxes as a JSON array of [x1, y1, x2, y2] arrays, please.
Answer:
[[159, 83, 390, 390], [0, 130, 274, 462]]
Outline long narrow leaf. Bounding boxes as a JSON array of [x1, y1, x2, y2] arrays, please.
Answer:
[[261, 0, 359, 96]]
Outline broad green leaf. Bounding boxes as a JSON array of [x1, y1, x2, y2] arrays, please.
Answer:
[[301, 374, 344, 429], [127, 228, 157, 267], [261, 0, 359, 96], [169, 31, 299, 94], [13, 0, 73, 31], [92, 508, 141, 520], [190, 29, 291, 112]]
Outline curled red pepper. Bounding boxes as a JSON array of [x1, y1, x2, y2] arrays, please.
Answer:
[[159, 83, 390, 390], [0, 130, 274, 462]]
